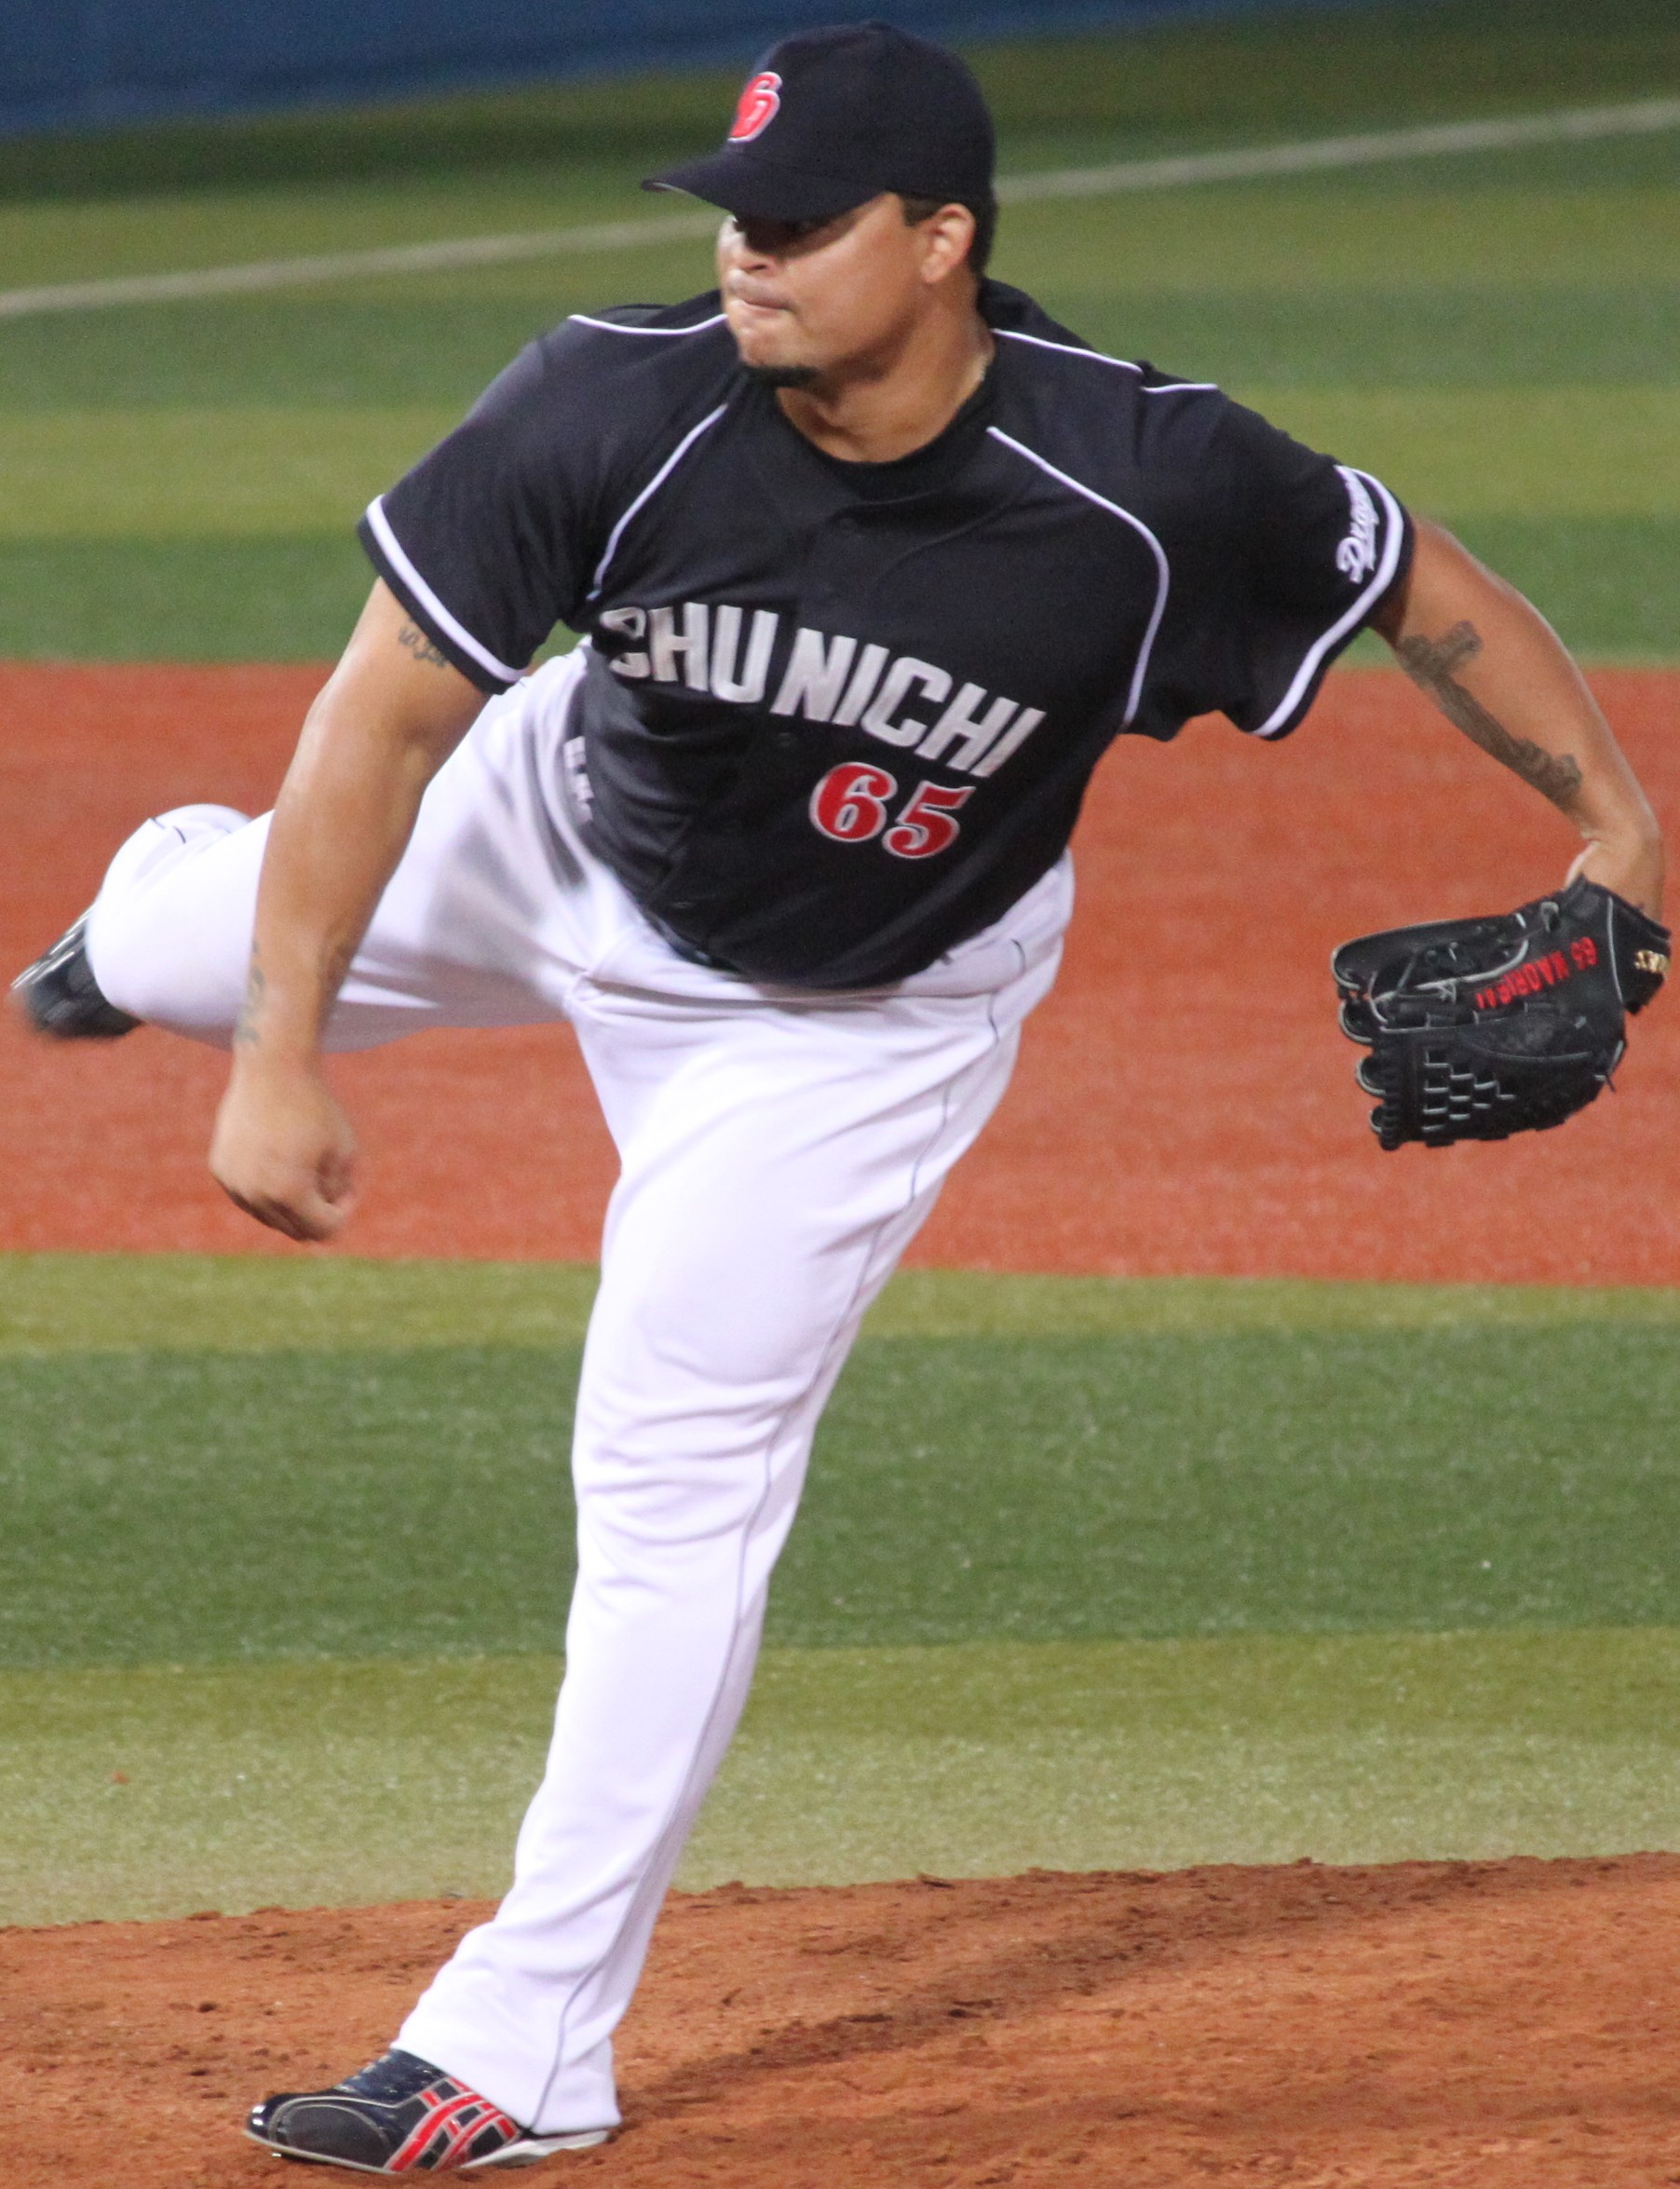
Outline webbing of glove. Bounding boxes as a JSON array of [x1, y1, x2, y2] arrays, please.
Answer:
[[1331, 877, 1670, 1150]]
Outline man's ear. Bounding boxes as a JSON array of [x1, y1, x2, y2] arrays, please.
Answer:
[[916, 202, 979, 285]]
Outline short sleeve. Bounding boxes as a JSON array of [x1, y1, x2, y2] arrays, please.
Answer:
[[1203, 400, 1413, 740], [358, 336, 592, 693]]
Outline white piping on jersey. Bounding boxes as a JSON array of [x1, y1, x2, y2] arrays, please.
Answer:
[[363, 496, 524, 687], [985, 426, 1170, 729], [586, 402, 730, 603], [996, 329, 1215, 396], [996, 328, 1141, 372], [568, 312, 727, 336], [1252, 469, 1406, 739]]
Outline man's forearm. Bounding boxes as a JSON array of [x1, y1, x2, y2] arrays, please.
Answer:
[[1375, 520, 1664, 917], [209, 582, 484, 1242], [236, 706, 444, 1068], [234, 585, 485, 1070]]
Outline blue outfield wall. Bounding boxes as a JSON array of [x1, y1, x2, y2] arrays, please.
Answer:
[[4, 0, 1413, 138]]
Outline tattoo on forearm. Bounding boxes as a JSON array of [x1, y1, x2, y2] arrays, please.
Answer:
[[1395, 620, 1583, 812], [398, 620, 452, 672], [233, 941, 354, 1049], [234, 950, 266, 1048]]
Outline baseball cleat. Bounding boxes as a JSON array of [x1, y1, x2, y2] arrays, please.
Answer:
[[245, 2048, 611, 2172], [10, 913, 138, 1040]]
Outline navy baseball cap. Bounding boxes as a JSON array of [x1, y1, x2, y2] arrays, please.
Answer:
[[643, 21, 995, 224]]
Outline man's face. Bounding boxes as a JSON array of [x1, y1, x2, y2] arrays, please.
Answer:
[[716, 194, 958, 382]]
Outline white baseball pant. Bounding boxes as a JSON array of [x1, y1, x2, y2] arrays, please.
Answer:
[[84, 649, 1071, 2135]]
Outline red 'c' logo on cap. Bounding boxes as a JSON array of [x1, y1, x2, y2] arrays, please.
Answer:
[[729, 72, 781, 142]]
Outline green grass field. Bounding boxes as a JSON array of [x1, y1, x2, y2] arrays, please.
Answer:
[[6, 1257, 1680, 1924], [0, 0, 1677, 659], [9, 1280, 1680, 1667], [5, 0, 1680, 1926]]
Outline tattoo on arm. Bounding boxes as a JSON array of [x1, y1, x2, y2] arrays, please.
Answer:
[[233, 941, 355, 1049], [233, 949, 266, 1048], [398, 620, 453, 672], [1395, 620, 1584, 812]]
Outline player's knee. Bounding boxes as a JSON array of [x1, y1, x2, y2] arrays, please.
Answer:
[[85, 915, 238, 1042], [84, 806, 258, 1041]]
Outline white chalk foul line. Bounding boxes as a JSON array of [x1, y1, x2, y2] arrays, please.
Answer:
[[996, 94, 1680, 202], [2, 94, 1677, 321], [0, 209, 721, 319]]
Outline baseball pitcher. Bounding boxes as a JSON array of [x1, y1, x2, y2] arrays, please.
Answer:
[[15, 23, 1665, 2172]]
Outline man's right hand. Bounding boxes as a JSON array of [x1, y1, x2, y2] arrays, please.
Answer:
[[210, 1058, 359, 1243], [203, 578, 484, 1245]]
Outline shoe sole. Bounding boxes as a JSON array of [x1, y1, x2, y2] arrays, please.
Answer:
[[244, 2124, 612, 2171]]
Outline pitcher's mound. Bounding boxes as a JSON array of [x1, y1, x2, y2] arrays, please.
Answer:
[[9, 1856, 1680, 2185]]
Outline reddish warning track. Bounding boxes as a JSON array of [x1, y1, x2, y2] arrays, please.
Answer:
[[3, 661, 1676, 1280]]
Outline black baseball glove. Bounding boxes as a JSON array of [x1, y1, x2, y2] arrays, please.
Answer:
[[1333, 877, 1670, 1150]]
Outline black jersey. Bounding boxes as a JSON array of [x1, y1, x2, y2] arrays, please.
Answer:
[[359, 280, 1411, 990]]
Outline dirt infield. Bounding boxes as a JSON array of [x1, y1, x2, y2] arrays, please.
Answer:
[[5, 661, 1677, 1280], [9, 1857, 1680, 2187]]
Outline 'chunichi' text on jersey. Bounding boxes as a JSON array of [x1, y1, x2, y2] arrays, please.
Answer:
[[360, 280, 1411, 989]]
